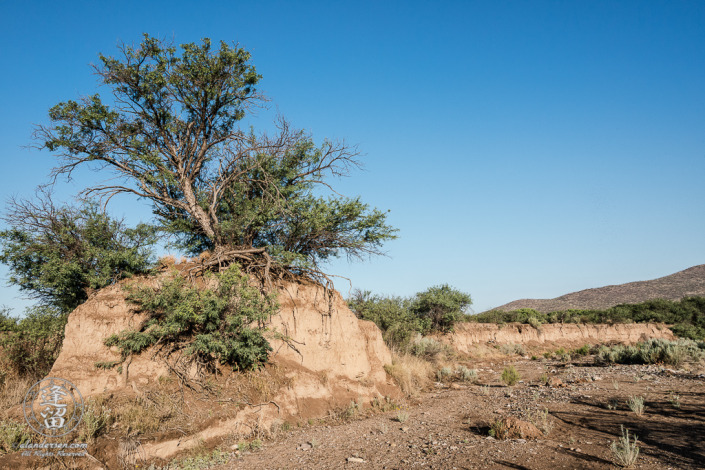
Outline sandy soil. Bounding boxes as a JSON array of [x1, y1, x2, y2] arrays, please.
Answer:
[[214, 358, 705, 470]]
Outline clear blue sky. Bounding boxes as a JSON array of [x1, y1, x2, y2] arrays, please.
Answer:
[[1, 0, 703, 313]]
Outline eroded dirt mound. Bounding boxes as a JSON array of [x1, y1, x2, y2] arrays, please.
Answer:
[[446, 322, 674, 354], [47, 276, 398, 462]]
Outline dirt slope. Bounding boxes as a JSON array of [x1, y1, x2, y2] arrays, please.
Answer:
[[493, 264, 705, 312], [47, 276, 398, 461]]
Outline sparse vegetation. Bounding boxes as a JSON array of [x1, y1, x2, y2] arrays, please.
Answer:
[[527, 407, 553, 436], [436, 366, 453, 382], [499, 343, 526, 356], [456, 365, 478, 382], [669, 392, 681, 409], [501, 365, 520, 386], [488, 418, 508, 440], [611, 425, 640, 468], [0, 419, 31, 454], [166, 449, 231, 469], [395, 410, 409, 423], [627, 396, 645, 416], [595, 338, 705, 367], [79, 397, 114, 442], [469, 297, 705, 341]]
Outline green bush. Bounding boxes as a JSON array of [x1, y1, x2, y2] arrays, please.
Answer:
[[0, 419, 31, 454], [595, 338, 705, 367], [0, 306, 67, 379], [347, 285, 473, 348], [501, 365, 520, 386], [0, 197, 156, 314], [469, 297, 705, 341], [105, 264, 278, 371], [410, 284, 472, 333], [347, 290, 425, 349]]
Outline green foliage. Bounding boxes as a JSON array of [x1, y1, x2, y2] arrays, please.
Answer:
[[0, 419, 31, 454], [0, 306, 67, 379], [0, 196, 156, 314], [79, 398, 113, 442], [501, 365, 520, 386], [410, 284, 472, 333], [469, 297, 705, 340], [105, 265, 277, 371], [37, 34, 396, 276], [347, 290, 426, 348], [595, 338, 705, 367]]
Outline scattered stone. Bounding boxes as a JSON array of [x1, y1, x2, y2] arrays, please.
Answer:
[[548, 377, 565, 388], [347, 456, 366, 463], [297, 443, 312, 451]]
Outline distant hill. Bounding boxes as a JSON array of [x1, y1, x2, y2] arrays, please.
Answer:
[[492, 265, 705, 313]]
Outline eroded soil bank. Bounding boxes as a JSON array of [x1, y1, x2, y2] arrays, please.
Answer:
[[446, 322, 674, 354]]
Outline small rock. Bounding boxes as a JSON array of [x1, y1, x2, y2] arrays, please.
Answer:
[[297, 443, 312, 451], [347, 457, 366, 463], [401, 426, 409, 432]]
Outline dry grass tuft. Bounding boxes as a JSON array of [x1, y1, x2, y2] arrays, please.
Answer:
[[611, 425, 640, 468], [384, 351, 433, 396]]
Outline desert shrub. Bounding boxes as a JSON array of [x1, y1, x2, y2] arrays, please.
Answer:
[[611, 425, 640, 468], [410, 284, 472, 333], [0, 419, 31, 454], [488, 418, 508, 440], [0, 305, 67, 379], [347, 290, 425, 349], [499, 343, 526, 356], [501, 365, 520, 386], [456, 365, 478, 382], [527, 407, 553, 436], [79, 397, 114, 442], [436, 366, 453, 382], [573, 344, 591, 356], [595, 338, 705, 367], [395, 410, 409, 423], [105, 264, 277, 371], [627, 396, 645, 417], [408, 336, 451, 360]]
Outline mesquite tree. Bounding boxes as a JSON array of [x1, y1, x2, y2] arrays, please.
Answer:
[[36, 35, 396, 281]]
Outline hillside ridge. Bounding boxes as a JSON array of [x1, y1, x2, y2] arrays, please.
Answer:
[[493, 264, 705, 312]]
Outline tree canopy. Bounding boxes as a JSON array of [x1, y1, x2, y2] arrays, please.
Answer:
[[0, 191, 156, 314], [37, 34, 396, 282]]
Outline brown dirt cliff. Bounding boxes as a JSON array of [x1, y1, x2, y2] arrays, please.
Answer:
[[48, 276, 397, 461]]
